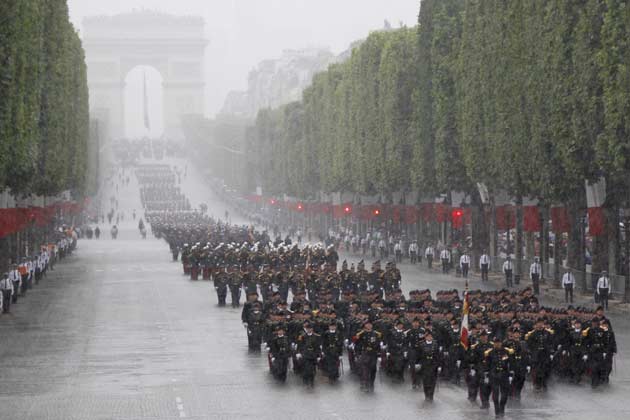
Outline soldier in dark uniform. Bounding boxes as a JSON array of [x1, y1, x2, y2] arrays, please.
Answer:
[[467, 330, 492, 406], [244, 301, 264, 351], [386, 319, 407, 383], [485, 336, 514, 418], [405, 317, 425, 389], [321, 321, 344, 382], [228, 265, 243, 307], [296, 322, 322, 387], [525, 318, 554, 391], [213, 267, 229, 306], [567, 319, 587, 384], [600, 318, 616, 384], [353, 320, 383, 392], [269, 325, 291, 382], [418, 330, 442, 402], [504, 327, 529, 400]]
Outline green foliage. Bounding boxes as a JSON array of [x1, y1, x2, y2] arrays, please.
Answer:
[[0, 0, 90, 198], [245, 0, 630, 209]]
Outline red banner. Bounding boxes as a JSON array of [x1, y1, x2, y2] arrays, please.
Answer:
[[523, 206, 541, 232], [405, 206, 419, 225], [588, 207, 606, 236], [496, 205, 516, 231], [421, 203, 434, 222], [391, 205, 402, 224], [434, 203, 450, 223], [551, 206, 570, 233]]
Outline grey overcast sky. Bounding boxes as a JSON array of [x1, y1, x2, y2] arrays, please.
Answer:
[[68, 0, 420, 123]]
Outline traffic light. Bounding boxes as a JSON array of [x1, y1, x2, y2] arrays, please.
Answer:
[[297, 203, 304, 211], [452, 208, 464, 229], [373, 208, 380, 216], [344, 205, 352, 214], [269, 198, 276, 205]]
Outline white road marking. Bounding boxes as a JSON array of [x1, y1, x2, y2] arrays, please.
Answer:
[[175, 397, 182, 403]]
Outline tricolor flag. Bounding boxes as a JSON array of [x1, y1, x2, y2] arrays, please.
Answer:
[[460, 290, 470, 349]]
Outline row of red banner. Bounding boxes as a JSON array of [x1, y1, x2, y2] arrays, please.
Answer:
[[245, 195, 595, 235], [0, 202, 84, 239]]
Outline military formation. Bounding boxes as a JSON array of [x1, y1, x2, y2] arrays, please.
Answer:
[[136, 165, 618, 419]]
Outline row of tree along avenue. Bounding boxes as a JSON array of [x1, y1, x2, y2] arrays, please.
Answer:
[[0, 1, 91, 267], [228, 0, 630, 296]]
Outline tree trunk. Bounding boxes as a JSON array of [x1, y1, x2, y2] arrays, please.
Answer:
[[470, 191, 489, 265], [567, 200, 586, 290], [515, 194, 524, 279]]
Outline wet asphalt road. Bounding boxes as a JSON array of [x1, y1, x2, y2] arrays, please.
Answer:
[[0, 159, 629, 420]]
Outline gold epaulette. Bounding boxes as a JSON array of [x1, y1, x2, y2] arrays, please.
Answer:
[[524, 330, 534, 340], [471, 343, 479, 350], [484, 348, 493, 357], [582, 327, 590, 337], [545, 328, 555, 335], [505, 347, 515, 355]]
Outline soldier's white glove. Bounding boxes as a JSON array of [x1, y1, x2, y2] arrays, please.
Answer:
[[484, 376, 490, 385], [404, 352, 408, 358], [557, 345, 562, 350], [550, 355, 554, 361], [444, 351, 449, 357], [296, 353, 302, 360], [339, 356, 343, 361], [344, 339, 349, 347], [265, 347, 270, 351], [562, 350, 567, 356], [509, 376, 513, 385], [349, 343, 355, 351], [439, 346, 443, 352], [386, 352, 391, 358], [582, 355, 588, 361], [526, 366, 531, 373], [603, 353, 607, 358], [415, 364, 422, 372], [317, 357, 321, 363], [291, 343, 298, 351], [262, 342, 267, 348], [437, 367, 442, 374], [271, 357, 275, 362], [377, 357, 382, 363], [381, 343, 387, 350], [456, 360, 461, 368], [470, 369, 476, 377]]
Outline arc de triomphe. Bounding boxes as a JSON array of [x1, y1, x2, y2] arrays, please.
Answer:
[[83, 11, 207, 140]]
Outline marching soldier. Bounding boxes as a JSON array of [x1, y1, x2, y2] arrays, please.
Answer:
[[406, 318, 425, 389], [269, 325, 291, 382], [354, 320, 383, 392], [321, 321, 344, 382], [467, 330, 492, 406], [296, 322, 321, 387], [485, 337, 514, 418], [418, 330, 442, 402], [504, 328, 529, 400], [525, 318, 554, 391], [385, 319, 407, 383], [213, 268, 229, 306], [228, 265, 243, 307]]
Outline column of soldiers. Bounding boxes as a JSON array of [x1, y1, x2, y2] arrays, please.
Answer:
[[158, 231, 616, 418], [136, 166, 618, 419]]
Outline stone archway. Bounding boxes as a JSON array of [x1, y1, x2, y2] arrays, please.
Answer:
[[82, 11, 207, 140]]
